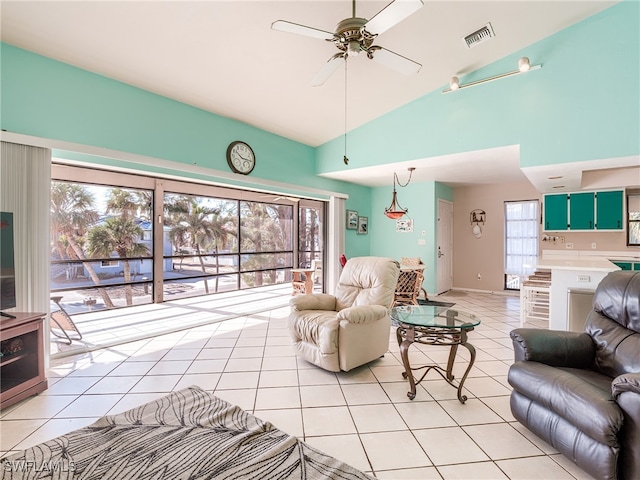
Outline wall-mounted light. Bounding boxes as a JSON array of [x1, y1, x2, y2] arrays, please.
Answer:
[[442, 57, 541, 94], [470, 209, 486, 238], [384, 167, 415, 219]]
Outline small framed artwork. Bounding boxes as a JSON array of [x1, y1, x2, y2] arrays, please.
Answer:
[[396, 219, 413, 233], [346, 210, 358, 230], [357, 216, 368, 235]]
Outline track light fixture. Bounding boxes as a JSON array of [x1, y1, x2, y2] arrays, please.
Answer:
[[442, 57, 541, 94]]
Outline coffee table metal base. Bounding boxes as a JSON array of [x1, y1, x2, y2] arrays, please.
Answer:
[[396, 324, 476, 402]]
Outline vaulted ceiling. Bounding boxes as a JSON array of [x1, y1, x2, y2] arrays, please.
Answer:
[[1, 1, 622, 188]]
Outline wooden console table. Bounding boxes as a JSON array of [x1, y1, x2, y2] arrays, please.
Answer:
[[0, 312, 48, 410]]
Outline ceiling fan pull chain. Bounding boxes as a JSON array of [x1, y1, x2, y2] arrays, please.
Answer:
[[343, 57, 349, 165]]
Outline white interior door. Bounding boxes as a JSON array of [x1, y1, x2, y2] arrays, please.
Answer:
[[437, 199, 453, 294]]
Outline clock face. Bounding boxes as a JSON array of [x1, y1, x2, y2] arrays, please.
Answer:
[[226, 141, 255, 175]]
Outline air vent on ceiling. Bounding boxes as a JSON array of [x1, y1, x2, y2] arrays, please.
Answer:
[[463, 23, 495, 49]]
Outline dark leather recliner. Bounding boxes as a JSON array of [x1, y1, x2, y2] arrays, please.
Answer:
[[508, 270, 640, 480]]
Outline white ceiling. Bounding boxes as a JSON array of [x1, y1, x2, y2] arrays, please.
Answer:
[[1, 0, 625, 189]]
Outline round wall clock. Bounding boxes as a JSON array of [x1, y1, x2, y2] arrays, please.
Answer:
[[226, 141, 256, 175]]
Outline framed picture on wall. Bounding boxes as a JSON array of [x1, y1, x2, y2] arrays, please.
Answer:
[[346, 210, 358, 230], [396, 219, 413, 233], [357, 216, 368, 235]]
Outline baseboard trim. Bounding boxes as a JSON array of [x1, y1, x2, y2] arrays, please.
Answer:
[[450, 287, 519, 297]]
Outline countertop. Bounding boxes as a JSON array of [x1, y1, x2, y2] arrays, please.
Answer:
[[535, 258, 620, 272]]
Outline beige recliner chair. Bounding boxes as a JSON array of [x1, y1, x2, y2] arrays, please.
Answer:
[[288, 256, 400, 372]]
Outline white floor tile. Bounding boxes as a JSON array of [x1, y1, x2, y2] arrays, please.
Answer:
[[304, 434, 371, 472], [359, 430, 431, 471], [342, 383, 390, 405], [496, 456, 576, 479], [413, 426, 490, 465], [254, 408, 303, 438], [300, 385, 346, 407], [437, 461, 508, 479], [129, 374, 182, 393], [254, 386, 300, 410], [350, 404, 407, 433], [302, 406, 356, 437], [395, 400, 457, 429], [463, 423, 543, 460]]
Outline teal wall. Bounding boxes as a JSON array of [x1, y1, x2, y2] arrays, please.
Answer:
[[316, 2, 639, 173], [0, 42, 373, 259], [370, 181, 452, 293]]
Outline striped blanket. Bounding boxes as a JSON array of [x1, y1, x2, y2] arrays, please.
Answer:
[[1, 386, 371, 479]]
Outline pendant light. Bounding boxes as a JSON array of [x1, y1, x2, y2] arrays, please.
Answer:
[[384, 167, 415, 219]]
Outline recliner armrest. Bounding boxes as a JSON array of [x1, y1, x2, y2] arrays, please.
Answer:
[[510, 328, 595, 368], [289, 294, 337, 312], [337, 305, 388, 324], [613, 373, 640, 398]]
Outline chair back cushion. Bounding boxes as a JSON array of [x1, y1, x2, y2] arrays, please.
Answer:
[[334, 257, 400, 311], [586, 271, 640, 378]]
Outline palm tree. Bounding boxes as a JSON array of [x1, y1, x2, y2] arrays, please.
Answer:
[[167, 198, 231, 294], [50, 182, 115, 309], [86, 217, 150, 305], [240, 201, 292, 286]]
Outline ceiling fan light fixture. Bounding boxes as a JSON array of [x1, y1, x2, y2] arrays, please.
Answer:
[[347, 41, 361, 56], [272, 0, 424, 85]]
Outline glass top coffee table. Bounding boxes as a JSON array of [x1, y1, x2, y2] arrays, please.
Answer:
[[390, 304, 481, 402]]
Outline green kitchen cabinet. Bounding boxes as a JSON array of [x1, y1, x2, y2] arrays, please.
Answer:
[[635, 263, 640, 271], [569, 192, 595, 230], [596, 190, 624, 230], [543, 194, 569, 231], [613, 262, 633, 270]]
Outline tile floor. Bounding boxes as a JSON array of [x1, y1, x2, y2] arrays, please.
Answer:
[[1, 290, 596, 479]]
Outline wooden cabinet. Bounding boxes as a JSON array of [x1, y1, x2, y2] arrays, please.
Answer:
[[543, 190, 624, 231], [0, 312, 48, 410]]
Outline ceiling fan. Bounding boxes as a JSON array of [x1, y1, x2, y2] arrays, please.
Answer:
[[272, 0, 424, 86]]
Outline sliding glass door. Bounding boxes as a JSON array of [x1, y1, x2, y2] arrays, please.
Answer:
[[51, 164, 325, 312]]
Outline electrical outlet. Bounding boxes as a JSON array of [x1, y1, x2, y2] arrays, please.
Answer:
[[591, 242, 597, 249], [477, 273, 482, 280], [566, 242, 574, 249], [418, 239, 426, 245], [577, 275, 590, 282]]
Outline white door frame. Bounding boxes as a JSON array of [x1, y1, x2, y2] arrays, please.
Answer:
[[437, 199, 453, 294]]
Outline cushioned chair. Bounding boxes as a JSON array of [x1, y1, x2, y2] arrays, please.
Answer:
[[508, 270, 640, 480], [288, 256, 400, 372]]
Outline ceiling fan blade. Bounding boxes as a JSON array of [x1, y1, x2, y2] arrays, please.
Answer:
[[311, 53, 345, 86], [370, 47, 421, 75], [271, 20, 334, 41], [364, 0, 424, 35]]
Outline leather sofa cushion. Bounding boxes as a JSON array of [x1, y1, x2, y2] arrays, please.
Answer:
[[334, 257, 399, 311], [509, 361, 624, 446], [592, 270, 640, 333], [586, 312, 640, 379], [288, 311, 339, 355]]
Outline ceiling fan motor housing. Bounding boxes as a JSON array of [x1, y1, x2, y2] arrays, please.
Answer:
[[334, 17, 375, 54]]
